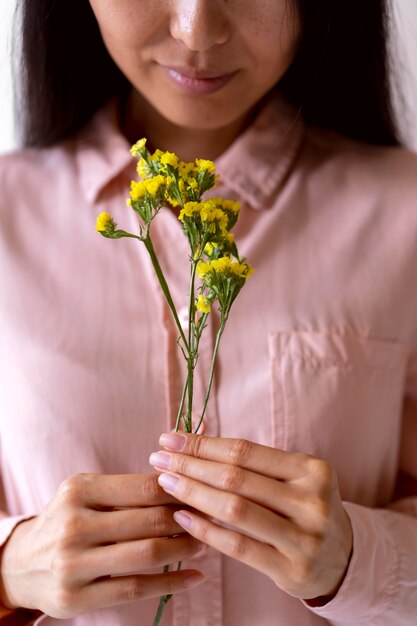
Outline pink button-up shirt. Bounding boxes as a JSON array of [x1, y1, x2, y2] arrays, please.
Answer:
[[1, 93, 417, 626]]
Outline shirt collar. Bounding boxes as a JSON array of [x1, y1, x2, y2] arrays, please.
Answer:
[[75, 92, 305, 209], [215, 91, 305, 210], [75, 98, 133, 205]]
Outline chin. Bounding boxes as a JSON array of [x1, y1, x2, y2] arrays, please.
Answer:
[[152, 98, 248, 131]]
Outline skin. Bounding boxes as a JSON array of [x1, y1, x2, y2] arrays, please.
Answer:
[[150, 433, 353, 602], [0, 1, 350, 617], [87, 0, 301, 160], [0, 475, 204, 615]]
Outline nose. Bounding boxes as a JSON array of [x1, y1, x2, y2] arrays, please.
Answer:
[[170, 0, 230, 51]]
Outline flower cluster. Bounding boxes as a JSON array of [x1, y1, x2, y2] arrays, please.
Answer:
[[129, 138, 218, 212], [97, 138, 253, 320]]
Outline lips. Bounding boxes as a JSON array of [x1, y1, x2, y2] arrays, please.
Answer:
[[160, 64, 238, 95]]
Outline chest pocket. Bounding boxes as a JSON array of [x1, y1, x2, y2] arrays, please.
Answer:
[[268, 330, 407, 506]]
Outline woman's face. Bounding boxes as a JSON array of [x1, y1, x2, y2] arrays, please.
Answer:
[[88, 0, 301, 132]]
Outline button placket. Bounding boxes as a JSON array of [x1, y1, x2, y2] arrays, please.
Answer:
[[146, 209, 223, 626]]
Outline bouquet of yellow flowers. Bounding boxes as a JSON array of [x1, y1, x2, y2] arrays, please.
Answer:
[[96, 139, 252, 624]]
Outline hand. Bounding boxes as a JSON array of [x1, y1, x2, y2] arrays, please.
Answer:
[[0, 473, 204, 617], [149, 433, 353, 602]]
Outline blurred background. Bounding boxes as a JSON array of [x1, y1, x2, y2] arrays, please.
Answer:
[[0, 0, 416, 154]]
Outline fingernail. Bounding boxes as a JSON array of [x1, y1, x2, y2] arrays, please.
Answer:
[[173, 511, 192, 529], [159, 432, 186, 451], [184, 573, 205, 589], [149, 452, 171, 470], [158, 472, 180, 493]]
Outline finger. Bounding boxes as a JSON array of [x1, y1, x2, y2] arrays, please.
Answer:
[[57, 473, 179, 509], [173, 509, 285, 581], [157, 472, 300, 553], [158, 433, 308, 481], [149, 453, 304, 522], [87, 505, 193, 544], [78, 570, 205, 611], [82, 536, 202, 581]]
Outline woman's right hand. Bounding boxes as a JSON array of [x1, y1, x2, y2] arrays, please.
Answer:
[[0, 473, 204, 618]]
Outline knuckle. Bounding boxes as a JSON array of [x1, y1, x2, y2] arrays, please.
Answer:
[[228, 438, 253, 466], [187, 434, 207, 458], [139, 539, 161, 565], [149, 506, 172, 533], [299, 534, 322, 561], [142, 475, 161, 502], [228, 533, 248, 559], [224, 495, 247, 524], [309, 458, 334, 484], [54, 588, 77, 614], [221, 466, 245, 492], [294, 452, 313, 470], [177, 477, 193, 500], [51, 555, 78, 586], [174, 455, 191, 476], [57, 474, 88, 505], [122, 578, 146, 602], [57, 512, 86, 547], [292, 557, 315, 588], [310, 497, 332, 525]]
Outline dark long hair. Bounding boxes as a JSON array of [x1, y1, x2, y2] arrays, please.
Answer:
[[13, 0, 402, 148]]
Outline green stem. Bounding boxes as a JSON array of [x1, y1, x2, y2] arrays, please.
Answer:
[[151, 565, 172, 626], [143, 235, 189, 353], [174, 376, 188, 432], [194, 317, 226, 434], [186, 262, 197, 431]]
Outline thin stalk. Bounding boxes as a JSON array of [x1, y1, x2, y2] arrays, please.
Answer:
[[152, 565, 172, 626], [185, 262, 197, 430], [144, 235, 189, 353], [194, 317, 226, 434], [174, 376, 188, 432]]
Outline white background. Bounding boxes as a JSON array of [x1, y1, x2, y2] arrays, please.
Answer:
[[0, 0, 416, 154]]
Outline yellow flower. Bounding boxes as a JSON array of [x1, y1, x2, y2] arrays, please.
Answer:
[[195, 159, 216, 173], [130, 180, 148, 201], [222, 200, 240, 214], [136, 158, 149, 178], [196, 294, 211, 314], [196, 261, 212, 279], [178, 201, 199, 222], [160, 151, 179, 168], [204, 242, 217, 255], [178, 162, 195, 180], [130, 138, 147, 157], [200, 206, 228, 235], [150, 149, 164, 163], [197, 257, 253, 280], [187, 177, 199, 191], [212, 257, 231, 273], [145, 175, 165, 197], [96, 212, 113, 232]]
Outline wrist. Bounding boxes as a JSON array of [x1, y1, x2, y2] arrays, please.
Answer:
[[0, 518, 36, 611]]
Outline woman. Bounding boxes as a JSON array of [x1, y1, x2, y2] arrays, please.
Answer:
[[0, 1, 416, 624]]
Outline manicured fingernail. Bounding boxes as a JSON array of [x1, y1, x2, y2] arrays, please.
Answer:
[[149, 452, 171, 470], [173, 511, 193, 529], [184, 573, 205, 589], [158, 472, 180, 493], [159, 432, 186, 451]]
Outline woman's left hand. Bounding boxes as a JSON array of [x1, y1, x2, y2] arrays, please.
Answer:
[[149, 433, 353, 602]]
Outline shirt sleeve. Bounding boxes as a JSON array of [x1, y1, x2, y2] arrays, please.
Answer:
[[0, 514, 42, 624], [302, 350, 417, 625]]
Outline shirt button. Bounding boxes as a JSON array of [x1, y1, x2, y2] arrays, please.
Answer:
[[178, 306, 189, 330]]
